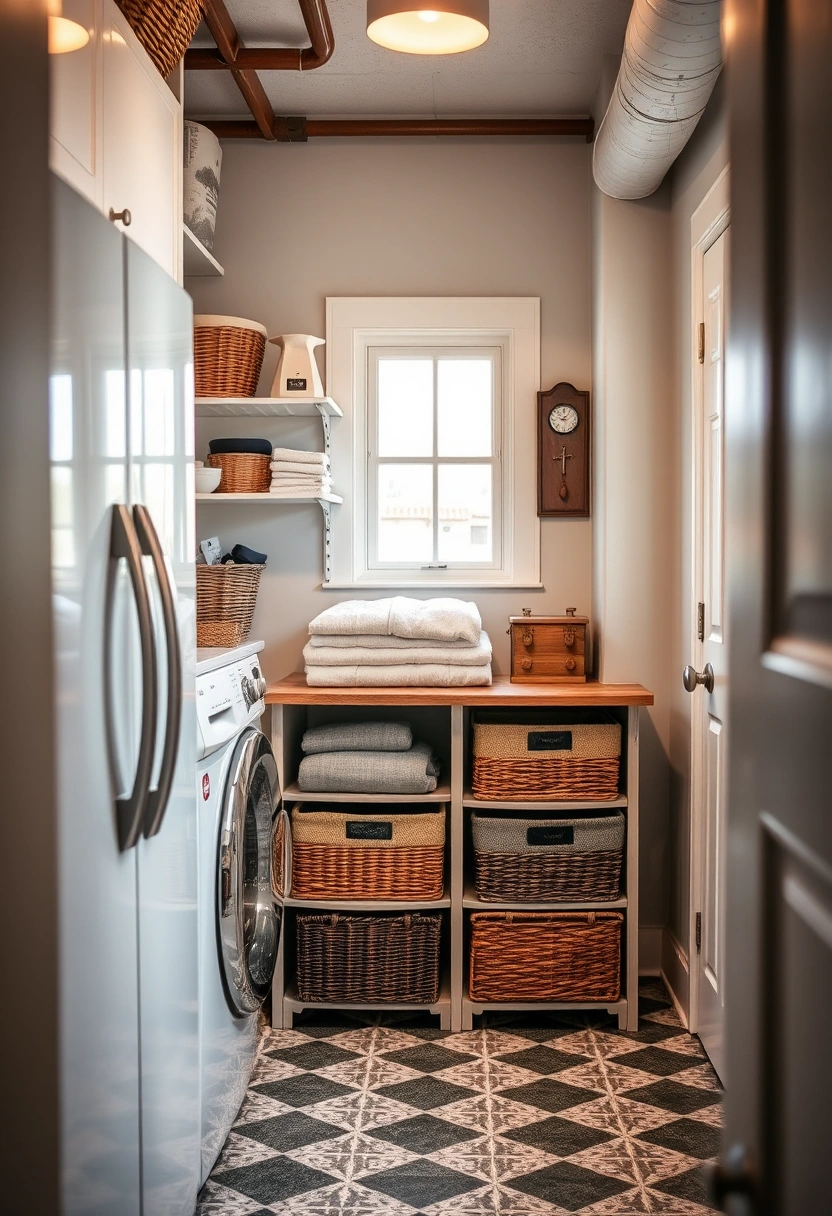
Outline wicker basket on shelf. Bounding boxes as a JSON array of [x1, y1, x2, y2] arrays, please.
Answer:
[[196, 563, 263, 648], [194, 315, 267, 398], [271, 811, 287, 900], [115, 0, 203, 79], [470, 711, 621, 801], [469, 910, 623, 1002], [296, 912, 442, 1004], [471, 809, 624, 902], [206, 452, 271, 493], [290, 806, 446, 902]]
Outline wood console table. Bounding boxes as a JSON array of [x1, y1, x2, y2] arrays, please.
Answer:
[[266, 675, 653, 1033]]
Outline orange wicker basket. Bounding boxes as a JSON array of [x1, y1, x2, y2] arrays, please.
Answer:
[[470, 711, 621, 801], [206, 452, 271, 494], [115, 0, 203, 79], [194, 315, 267, 398], [196, 564, 263, 648]]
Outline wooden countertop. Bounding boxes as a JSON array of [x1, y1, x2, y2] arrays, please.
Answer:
[[265, 672, 653, 707]]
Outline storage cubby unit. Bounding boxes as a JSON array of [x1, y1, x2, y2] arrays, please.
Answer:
[[267, 675, 652, 1032]]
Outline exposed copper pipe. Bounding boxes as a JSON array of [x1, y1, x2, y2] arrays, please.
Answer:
[[187, 0, 334, 72], [203, 117, 596, 142]]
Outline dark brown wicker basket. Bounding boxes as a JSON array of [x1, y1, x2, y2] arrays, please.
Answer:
[[115, 0, 203, 79], [475, 850, 623, 902], [296, 912, 442, 1003], [469, 910, 623, 1002], [194, 317, 267, 398]]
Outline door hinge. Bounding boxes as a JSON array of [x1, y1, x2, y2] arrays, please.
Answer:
[[697, 602, 705, 642], [695, 912, 702, 953], [698, 322, 705, 364]]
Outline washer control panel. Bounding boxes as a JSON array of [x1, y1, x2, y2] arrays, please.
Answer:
[[197, 655, 266, 759]]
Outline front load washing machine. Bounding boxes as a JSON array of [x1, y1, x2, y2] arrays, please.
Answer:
[[196, 642, 281, 1184]]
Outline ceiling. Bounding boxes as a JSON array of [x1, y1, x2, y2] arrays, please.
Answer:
[[184, 0, 632, 121]]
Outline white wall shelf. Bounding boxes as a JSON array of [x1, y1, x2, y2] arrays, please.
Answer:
[[195, 397, 342, 418], [283, 781, 450, 804], [183, 226, 224, 277], [196, 491, 343, 505]]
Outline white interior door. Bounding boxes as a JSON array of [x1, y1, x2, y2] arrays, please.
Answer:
[[692, 226, 729, 1082]]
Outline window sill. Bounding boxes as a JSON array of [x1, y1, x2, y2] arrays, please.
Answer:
[[326, 580, 545, 590]]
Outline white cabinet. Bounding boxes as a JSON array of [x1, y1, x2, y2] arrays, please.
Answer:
[[50, 0, 182, 282]]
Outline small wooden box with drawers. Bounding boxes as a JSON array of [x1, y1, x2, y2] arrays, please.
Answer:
[[508, 610, 589, 683]]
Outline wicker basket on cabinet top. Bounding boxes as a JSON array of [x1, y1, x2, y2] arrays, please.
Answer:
[[469, 910, 623, 1002], [290, 806, 445, 902], [471, 809, 625, 902], [470, 710, 621, 801]]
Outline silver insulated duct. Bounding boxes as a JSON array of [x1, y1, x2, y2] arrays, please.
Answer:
[[593, 0, 722, 200]]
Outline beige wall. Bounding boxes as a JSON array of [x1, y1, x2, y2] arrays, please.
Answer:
[[189, 137, 594, 678]]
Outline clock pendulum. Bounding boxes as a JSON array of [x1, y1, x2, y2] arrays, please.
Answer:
[[556, 445, 574, 499]]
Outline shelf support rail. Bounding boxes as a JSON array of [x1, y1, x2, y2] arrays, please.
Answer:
[[318, 497, 332, 584], [315, 402, 332, 464]]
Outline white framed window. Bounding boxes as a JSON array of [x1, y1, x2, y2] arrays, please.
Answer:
[[326, 297, 541, 588]]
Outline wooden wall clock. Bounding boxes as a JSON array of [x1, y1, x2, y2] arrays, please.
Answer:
[[537, 382, 590, 517]]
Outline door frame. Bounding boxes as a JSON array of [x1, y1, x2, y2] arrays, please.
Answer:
[[688, 166, 730, 1036]]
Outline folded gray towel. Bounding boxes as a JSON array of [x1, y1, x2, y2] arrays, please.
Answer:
[[301, 721, 413, 755], [298, 741, 441, 794]]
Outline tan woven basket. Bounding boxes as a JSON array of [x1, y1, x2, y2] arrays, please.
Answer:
[[194, 315, 267, 398], [115, 0, 203, 79], [206, 452, 271, 493], [469, 910, 623, 1002], [196, 564, 263, 649], [471, 712, 621, 801], [297, 912, 442, 1003], [290, 806, 445, 902], [271, 811, 287, 899]]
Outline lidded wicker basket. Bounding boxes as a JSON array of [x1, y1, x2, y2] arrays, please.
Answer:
[[115, 0, 203, 79], [290, 805, 446, 902], [194, 315, 268, 398], [196, 563, 263, 649]]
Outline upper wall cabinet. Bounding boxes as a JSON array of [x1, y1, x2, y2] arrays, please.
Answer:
[[50, 0, 182, 282]]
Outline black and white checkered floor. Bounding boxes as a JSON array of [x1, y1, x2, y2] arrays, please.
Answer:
[[198, 980, 721, 1215]]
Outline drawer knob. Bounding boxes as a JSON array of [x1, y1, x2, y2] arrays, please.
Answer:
[[109, 207, 132, 227], [563, 628, 576, 647], [521, 658, 532, 671], [565, 657, 576, 672], [522, 629, 534, 647]]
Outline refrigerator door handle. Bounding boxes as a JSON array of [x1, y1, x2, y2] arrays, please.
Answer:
[[108, 503, 158, 851], [133, 504, 183, 839]]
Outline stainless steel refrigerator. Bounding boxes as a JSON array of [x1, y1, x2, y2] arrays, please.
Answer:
[[50, 176, 199, 1216]]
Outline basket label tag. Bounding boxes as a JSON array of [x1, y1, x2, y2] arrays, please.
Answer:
[[527, 825, 574, 846], [346, 821, 393, 840], [287, 377, 307, 391], [527, 730, 572, 751]]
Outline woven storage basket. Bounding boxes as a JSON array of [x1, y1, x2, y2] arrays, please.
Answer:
[[471, 711, 621, 801], [469, 910, 623, 1002], [194, 315, 267, 397], [271, 811, 287, 900], [206, 452, 271, 493], [115, 0, 202, 79], [471, 809, 624, 902], [196, 564, 263, 648], [290, 806, 445, 902], [296, 912, 442, 1003]]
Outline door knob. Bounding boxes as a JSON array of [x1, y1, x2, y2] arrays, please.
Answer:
[[109, 207, 132, 227], [683, 662, 714, 693], [705, 1145, 757, 1208]]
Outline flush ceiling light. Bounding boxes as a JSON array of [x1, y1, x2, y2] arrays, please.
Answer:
[[47, 0, 90, 54], [367, 0, 489, 55]]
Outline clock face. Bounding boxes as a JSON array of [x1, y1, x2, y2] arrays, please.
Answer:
[[549, 404, 579, 434]]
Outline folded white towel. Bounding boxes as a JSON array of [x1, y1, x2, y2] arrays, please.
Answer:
[[308, 632, 479, 650], [305, 662, 492, 687], [271, 459, 330, 475], [271, 447, 329, 465], [308, 596, 482, 645], [304, 631, 492, 668], [271, 475, 332, 486], [270, 486, 332, 497]]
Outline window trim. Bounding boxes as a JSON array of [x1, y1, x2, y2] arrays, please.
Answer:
[[325, 296, 541, 589]]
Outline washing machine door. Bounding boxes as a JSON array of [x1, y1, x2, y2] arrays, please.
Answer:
[[218, 728, 281, 1016]]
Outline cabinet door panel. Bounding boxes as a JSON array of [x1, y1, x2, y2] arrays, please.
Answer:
[[101, 3, 180, 279], [50, 0, 99, 205]]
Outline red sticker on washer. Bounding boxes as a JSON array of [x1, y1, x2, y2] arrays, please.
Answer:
[[202, 773, 210, 800]]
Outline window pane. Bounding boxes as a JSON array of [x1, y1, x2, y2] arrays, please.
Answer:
[[437, 359, 492, 457], [438, 464, 492, 562], [377, 359, 433, 457], [377, 464, 433, 563]]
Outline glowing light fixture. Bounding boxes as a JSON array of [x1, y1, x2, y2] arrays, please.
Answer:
[[48, 0, 90, 54], [367, 0, 489, 55]]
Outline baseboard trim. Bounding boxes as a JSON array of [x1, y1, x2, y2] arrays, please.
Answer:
[[661, 928, 690, 1029], [638, 926, 663, 975]]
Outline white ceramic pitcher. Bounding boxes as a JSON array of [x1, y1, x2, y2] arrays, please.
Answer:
[[268, 334, 325, 397]]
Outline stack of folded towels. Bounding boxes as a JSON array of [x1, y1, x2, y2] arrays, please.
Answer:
[[297, 720, 440, 794], [304, 596, 492, 687], [270, 447, 332, 497]]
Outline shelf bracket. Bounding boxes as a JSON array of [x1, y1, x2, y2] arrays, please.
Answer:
[[315, 402, 332, 463], [318, 497, 332, 584]]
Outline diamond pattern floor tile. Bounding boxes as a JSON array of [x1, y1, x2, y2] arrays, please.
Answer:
[[199, 982, 723, 1216]]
